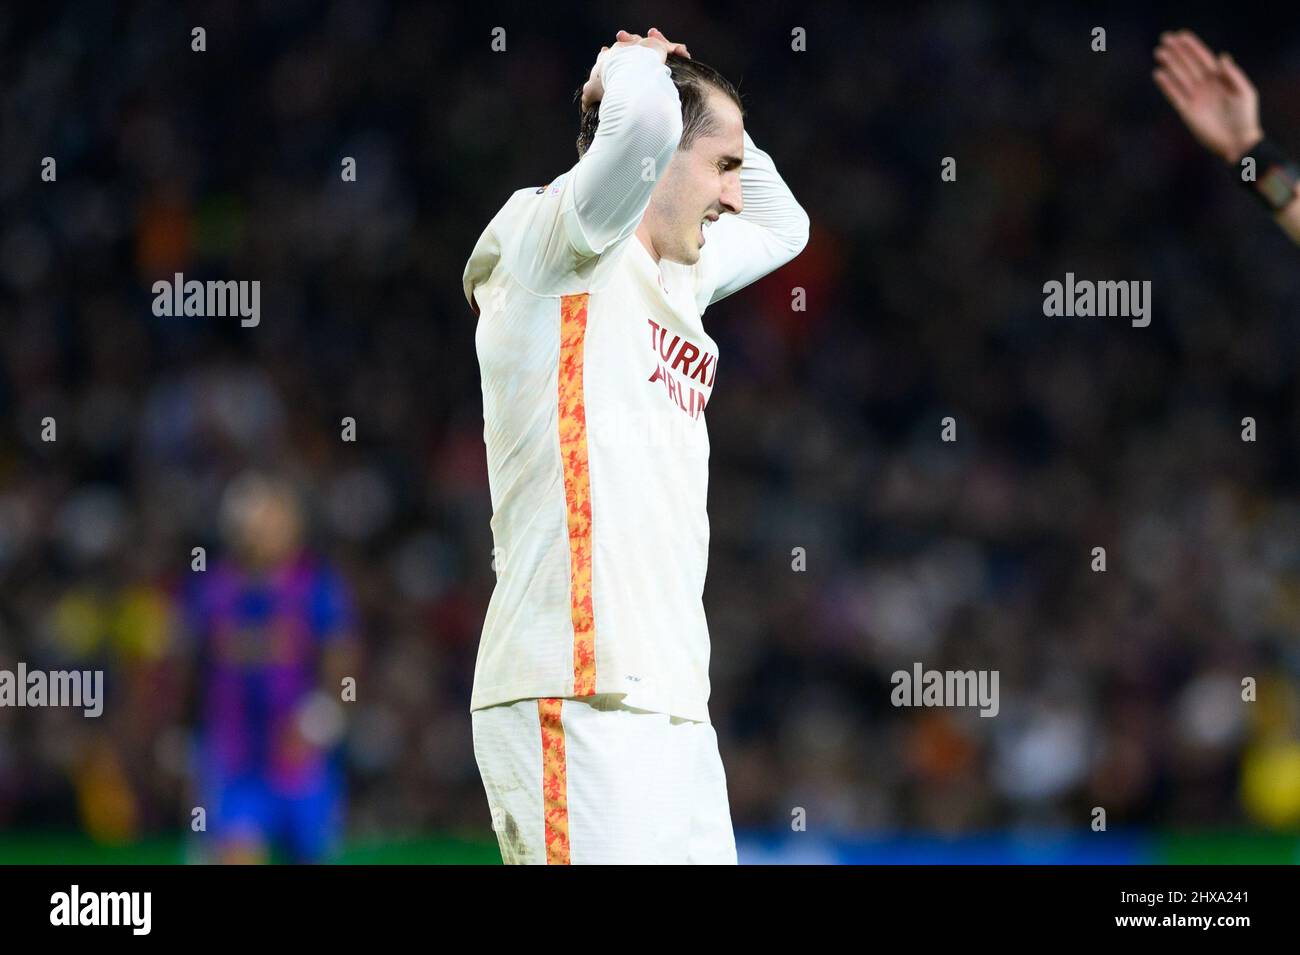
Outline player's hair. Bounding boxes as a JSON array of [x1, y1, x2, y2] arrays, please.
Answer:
[[576, 52, 744, 159]]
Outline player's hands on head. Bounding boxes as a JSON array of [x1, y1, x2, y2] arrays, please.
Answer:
[[581, 27, 691, 111], [1153, 29, 1262, 165], [639, 27, 690, 60]]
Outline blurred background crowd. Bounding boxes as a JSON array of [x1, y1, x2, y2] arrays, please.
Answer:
[[2, 0, 1300, 861]]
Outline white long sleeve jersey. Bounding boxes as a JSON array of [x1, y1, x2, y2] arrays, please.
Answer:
[[462, 44, 809, 722]]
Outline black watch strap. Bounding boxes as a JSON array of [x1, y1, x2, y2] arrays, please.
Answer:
[[1239, 137, 1300, 212]]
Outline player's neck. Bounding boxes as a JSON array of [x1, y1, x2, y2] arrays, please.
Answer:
[[635, 223, 661, 265]]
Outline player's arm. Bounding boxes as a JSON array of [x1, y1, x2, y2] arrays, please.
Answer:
[[570, 30, 685, 255], [296, 567, 359, 748], [697, 128, 810, 308], [1153, 29, 1300, 245]]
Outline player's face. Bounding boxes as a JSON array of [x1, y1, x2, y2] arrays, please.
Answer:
[[645, 89, 745, 265], [230, 485, 303, 569]]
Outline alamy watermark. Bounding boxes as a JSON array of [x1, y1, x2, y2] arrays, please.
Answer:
[[1042, 272, 1151, 327], [0, 663, 103, 717], [890, 662, 999, 717], [50, 885, 150, 935], [151, 272, 261, 327]]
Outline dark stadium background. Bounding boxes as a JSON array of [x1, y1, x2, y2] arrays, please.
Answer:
[[2, 0, 1300, 863]]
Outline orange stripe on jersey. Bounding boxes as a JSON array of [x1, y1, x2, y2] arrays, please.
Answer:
[[538, 697, 570, 865], [558, 293, 596, 697]]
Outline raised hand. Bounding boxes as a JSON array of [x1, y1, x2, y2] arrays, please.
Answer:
[[581, 28, 691, 110], [1153, 29, 1262, 165]]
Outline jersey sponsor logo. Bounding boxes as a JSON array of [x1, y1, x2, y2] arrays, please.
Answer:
[[645, 319, 717, 420]]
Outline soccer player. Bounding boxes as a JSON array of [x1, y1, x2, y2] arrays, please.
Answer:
[[183, 472, 356, 863], [1153, 29, 1300, 244], [462, 27, 809, 864]]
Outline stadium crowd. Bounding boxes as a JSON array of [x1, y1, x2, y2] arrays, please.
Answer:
[[2, 2, 1300, 853]]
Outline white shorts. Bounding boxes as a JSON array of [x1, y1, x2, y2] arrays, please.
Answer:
[[471, 694, 738, 864]]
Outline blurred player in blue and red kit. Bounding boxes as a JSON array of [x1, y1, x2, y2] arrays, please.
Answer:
[[182, 471, 358, 863]]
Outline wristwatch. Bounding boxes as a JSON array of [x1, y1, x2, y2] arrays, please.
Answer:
[[1239, 137, 1300, 212]]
